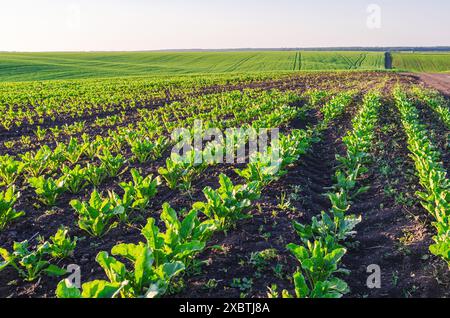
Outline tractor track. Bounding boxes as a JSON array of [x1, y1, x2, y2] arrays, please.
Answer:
[[175, 95, 359, 298]]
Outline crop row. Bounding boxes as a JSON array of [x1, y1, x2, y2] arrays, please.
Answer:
[[52, 88, 356, 298], [0, 89, 314, 235], [0, 86, 356, 297], [0, 72, 282, 131], [2, 87, 304, 155], [394, 89, 450, 266], [412, 86, 450, 129], [278, 92, 381, 298], [0, 71, 384, 148], [0, 72, 358, 132], [0, 71, 387, 298]]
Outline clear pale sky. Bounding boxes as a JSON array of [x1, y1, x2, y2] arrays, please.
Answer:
[[1, 0, 449, 52]]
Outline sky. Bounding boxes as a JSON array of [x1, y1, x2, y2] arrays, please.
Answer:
[[0, 0, 449, 52]]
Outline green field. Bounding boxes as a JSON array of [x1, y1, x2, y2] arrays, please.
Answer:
[[300, 51, 384, 70], [392, 52, 450, 72], [2, 51, 450, 82], [0, 51, 385, 82]]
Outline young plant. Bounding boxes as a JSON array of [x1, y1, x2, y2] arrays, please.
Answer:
[[61, 165, 87, 194], [107, 190, 134, 223], [152, 136, 170, 160], [34, 126, 47, 141], [0, 155, 24, 187], [55, 209, 203, 299], [158, 151, 205, 191], [129, 137, 156, 163], [395, 89, 450, 265], [193, 174, 260, 230], [413, 87, 450, 129], [28, 176, 66, 206], [158, 155, 189, 190], [235, 150, 283, 186], [128, 135, 168, 164], [142, 203, 215, 268], [281, 91, 381, 299], [82, 134, 104, 160], [0, 240, 66, 282], [97, 150, 125, 177], [282, 238, 349, 298], [331, 169, 370, 200], [20, 146, 53, 177], [84, 164, 108, 187], [57, 138, 87, 165], [119, 169, 161, 211], [56, 249, 184, 298], [321, 91, 354, 125], [44, 227, 77, 259], [292, 208, 361, 248], [0, 186, 25, 231], [279, 129, 316, 166], [71, 190, 125, 237], [307, 90, 328, 107], [202, 140, 225, 165]]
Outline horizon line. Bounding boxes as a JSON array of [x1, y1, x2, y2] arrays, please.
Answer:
[[2, 46, 450, 54]]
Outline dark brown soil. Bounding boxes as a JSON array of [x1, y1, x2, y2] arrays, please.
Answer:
[[175, 100, 351, 298], [414, 97, 450, 174], [342, 95, 450, 298], [1, 72, 448, 299], [0, 72, 399, 156]]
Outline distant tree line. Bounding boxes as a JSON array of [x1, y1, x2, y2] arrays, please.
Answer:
[[156, 47, 450, 52]]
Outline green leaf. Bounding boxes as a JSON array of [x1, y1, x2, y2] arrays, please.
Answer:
[[161, 203, 180, 231], [134, 245, 155, 290], [173, 241, 205, 259], [180, 209, 197, 241], [141, 218, 162, 249], [45, 264, 68, 277], [293, 272, 310, 298], [56, 279, 81, 298], [96, 252, 126, 283], [111, 243, 140, 261], [81, 280, 122, 298], [159, 261, 185, 279]]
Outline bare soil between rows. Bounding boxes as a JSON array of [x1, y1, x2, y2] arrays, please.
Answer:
[[342, 95, 449, 298], [0, 72, 398, 156], [1, 72, 449, 298]]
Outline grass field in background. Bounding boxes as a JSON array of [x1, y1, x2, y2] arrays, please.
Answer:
[[2, 51, 450, 82], [392, 52, 450, 72], [0, 51, 386, 82], [300, 51, 385, 70]]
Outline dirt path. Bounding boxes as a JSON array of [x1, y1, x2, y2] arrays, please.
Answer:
[[413, 73, 450, 95]]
